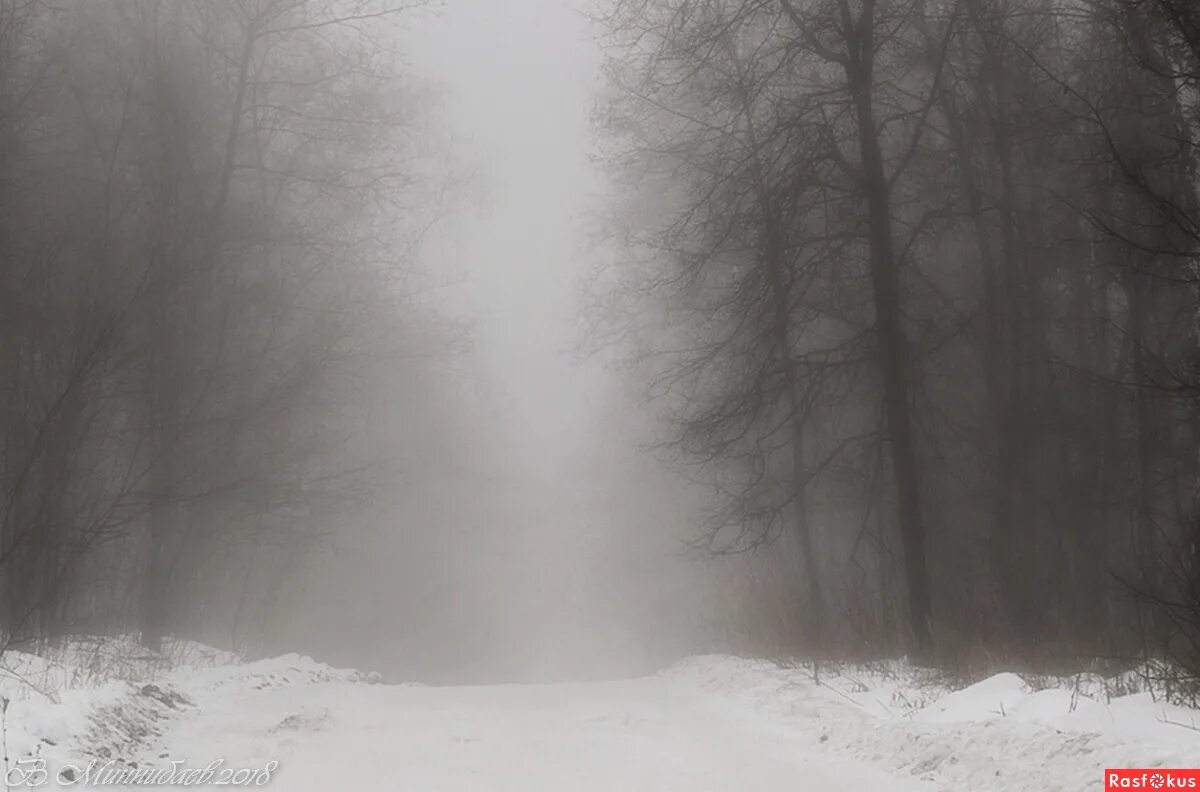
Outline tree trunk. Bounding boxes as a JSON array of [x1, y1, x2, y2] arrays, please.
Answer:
[[845, 43, 935, 657]]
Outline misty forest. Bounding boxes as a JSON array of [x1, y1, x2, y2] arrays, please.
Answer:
[[0, 0, 1196, 790]]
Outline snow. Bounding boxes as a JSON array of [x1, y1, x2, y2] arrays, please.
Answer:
[[0, 644, 1194, 790], [913, 672, 1028, 722], [139, 671, 937, 792], [665, 656, 1200, 792]]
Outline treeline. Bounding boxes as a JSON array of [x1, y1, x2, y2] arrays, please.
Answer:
[[0, 1, 441, 655], [597, 0, 1200, 680]]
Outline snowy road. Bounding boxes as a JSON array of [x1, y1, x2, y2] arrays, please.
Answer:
[[153, 674, 938, 792]]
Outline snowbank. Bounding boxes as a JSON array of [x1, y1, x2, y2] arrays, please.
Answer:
[[1, 640, 1195, 792], [0, 637, 372, 780], [664, 656, 1200, 792]]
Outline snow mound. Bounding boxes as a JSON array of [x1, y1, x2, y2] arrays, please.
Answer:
[[665, 656, 1200, 792], [914, 672, 1029, 722], [170, 652, 368, 696], [0, 638, 372, 779]]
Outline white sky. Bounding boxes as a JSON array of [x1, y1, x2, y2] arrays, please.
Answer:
[[385, 2, 712, 678], [406, 0, 605, 479]]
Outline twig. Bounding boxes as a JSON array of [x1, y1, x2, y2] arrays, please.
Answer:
[[1157, 714, 1200, 732]]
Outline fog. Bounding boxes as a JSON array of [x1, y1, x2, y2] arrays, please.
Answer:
[[0, 0, 1196, 699], [285, 0, 718, 681], [408, 0, 657, 668]]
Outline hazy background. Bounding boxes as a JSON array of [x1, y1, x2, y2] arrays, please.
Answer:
[[284, 0, 715, 683], [0, 0, 1192, 690]]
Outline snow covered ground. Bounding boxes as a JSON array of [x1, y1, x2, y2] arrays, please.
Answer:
[[0, 642, 1195, 790], [667, 657, 1199, 792]]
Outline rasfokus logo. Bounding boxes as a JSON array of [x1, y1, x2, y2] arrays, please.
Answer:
[[1107, 770, 1200, 790]]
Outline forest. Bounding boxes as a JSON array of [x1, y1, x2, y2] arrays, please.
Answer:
[[594, 0, 1200, 688], [0, 2, 1196, 787], [0, 0, 1196, 709], [0, 0, 463, 663]]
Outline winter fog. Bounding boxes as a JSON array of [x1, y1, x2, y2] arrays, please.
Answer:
[[278, 0, 719, 682], [0, 0, 1196, 788]]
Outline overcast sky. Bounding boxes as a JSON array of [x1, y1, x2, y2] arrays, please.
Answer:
[[393, 2, 663, 675], [406, 0, 604, 477]]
